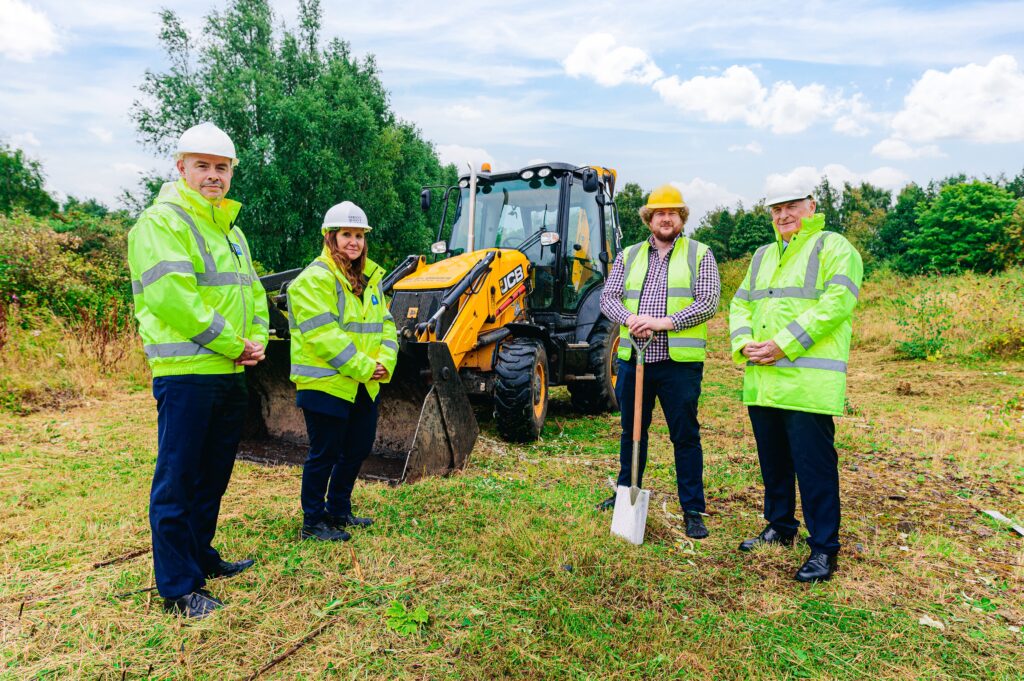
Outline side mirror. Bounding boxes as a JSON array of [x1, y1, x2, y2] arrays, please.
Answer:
[[430, 240, 448, 254], [420, 189, 431, 212], [582, 168, 599, 193], [539, 232, 560, 247]]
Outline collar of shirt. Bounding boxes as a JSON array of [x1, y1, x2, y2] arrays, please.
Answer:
[[647, 232, 681, 258]]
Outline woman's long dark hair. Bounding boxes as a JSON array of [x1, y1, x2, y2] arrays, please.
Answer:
[[325, 231, 367, 297]]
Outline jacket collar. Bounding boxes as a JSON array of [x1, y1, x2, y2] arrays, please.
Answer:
[[155, 179, 242, 234], [775, 213, 825, 248], [317, 246, 383, 292]]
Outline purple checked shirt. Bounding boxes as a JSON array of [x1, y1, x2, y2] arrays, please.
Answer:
[[600, 234, 721, 363]]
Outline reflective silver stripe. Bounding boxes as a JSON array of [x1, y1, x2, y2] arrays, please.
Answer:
[[144, 342, 216, 359], [747, 286, 819, 301], [253, 316, 268, 327], [163, 203, 217, 274], [667, 287, 693, 298], [286, 287, 298, 331], [749, 244, 770, 290], [667, 337, 706, 349], [134, 260, 195, 295], [826, 274, 859, 298], [804, 232, 830, 291], [623, 290, 641, 300], [343, 322, 383, 334], [623, 243, 643, 278], [191, 312, 227, 347], [733, 288, 751, 301], [298, 311, 339, 334], [686, 238, 698, 286], [327, 344, 358, 369], [291, 364, 337, 378], [747, 357, 847, 372], [786, 320, 814, 350], [383, 312, 395, 323], [380, 339, 399, 352], [310, 261, 331, 272], [196, 271, 251, 287], [731, 326, 753, 340]]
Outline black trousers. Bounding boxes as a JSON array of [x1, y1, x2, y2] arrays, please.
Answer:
[[748, 405, 840, 555], [300, 386, 378, 525], [150, 374, 247, 599], [615, 359, 706, 513]]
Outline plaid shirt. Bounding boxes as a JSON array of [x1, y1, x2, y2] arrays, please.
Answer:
[[600, 234, 721, 363]]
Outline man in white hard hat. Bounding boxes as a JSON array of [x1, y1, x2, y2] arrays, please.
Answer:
[[729, 190, 863, 582], [128, 122, 270, 618]]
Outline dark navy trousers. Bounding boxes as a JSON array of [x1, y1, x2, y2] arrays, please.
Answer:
[[614, 359, 706, 513], [300, 385, 378, 526], [748, 405, 841, 555], [150, 373, 247, 599]]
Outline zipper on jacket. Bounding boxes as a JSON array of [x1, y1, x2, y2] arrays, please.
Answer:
[[226, 232, 248, 337]]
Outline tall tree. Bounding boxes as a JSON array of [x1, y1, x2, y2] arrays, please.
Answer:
[[899, 181, 1016, 274], [727, 204, 774, 257], [873, 183, 926, 263], [813, 177, 841, 233], [615, 182, 648, 247], [691, 206, 738, 261], [131, 0, 454, 271], [0, 143, 58, 216]]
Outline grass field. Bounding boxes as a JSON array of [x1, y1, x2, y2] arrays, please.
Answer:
[[2, 271, 1023, 679]]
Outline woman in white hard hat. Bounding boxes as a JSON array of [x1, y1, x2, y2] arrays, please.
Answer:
[[286, 201, 399, 541]]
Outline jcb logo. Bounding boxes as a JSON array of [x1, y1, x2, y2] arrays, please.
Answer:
[[499, 266, 525, 294]]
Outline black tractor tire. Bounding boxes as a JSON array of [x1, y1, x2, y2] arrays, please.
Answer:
[[493, 338, 549, 442], [567, 317, 620, 414]]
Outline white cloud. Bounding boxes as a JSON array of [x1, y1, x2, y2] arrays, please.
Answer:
[[563, 33, 663, 87], [443, 105, 483, 121], [10, 131, 41, 148], [728, 142, 763, 154], [653, 66, 868, 135], [435, 144, 495, 170], [671, 177, 745, 230], [891, 55, 1024, 143], [89, 126, 114, 143], [764, 164, 909, 198], [113, 162, 146, 175], [0, 0, 59, 62], [871, 138, 944, 160]]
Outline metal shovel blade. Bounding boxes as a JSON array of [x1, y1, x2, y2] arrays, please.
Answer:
[[611, 485, 650, 545]]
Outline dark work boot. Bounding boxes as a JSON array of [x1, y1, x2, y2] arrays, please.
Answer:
[[163, 591, 223, 619], [301, 521, 351, 542], [684, 512, 709, 539], [328, 513, 373, 529], [795, 552, 837, 583], [739, 525, 796, 552], [205, 558, 255, 579], [596, 495, 616, 511]]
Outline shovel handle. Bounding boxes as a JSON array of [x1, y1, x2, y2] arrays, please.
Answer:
[[628, 335, 653, 489]]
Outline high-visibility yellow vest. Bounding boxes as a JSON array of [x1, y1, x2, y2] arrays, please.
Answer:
[[728, 214, 863, 416], [288, 248, 398, 402], [617, 237, 710, 362], [128, 180, 269, 376]]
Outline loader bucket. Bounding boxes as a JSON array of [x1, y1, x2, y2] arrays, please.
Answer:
[[239, 340, 478, 484]]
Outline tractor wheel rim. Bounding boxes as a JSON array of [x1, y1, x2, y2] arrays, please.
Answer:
[[533, 362, 546, 419], [609, 336, 620, 389]]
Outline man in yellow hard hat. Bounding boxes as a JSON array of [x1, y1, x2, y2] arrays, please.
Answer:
[[598, 184, 721, 538], [128, 122, 269, 619]]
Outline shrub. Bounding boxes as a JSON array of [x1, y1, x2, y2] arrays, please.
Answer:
[[891, 289, 954, 360]]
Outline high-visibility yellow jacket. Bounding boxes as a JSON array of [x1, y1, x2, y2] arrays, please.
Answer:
[[729, 214, 863, 416], [288, 248, 399, 402], [617, 237, 710, 362], [128, 179, 269, 377]]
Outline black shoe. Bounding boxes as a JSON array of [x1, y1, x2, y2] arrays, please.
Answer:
[[596, 495, 616, 511], [795, 552, 837, 583], [739, 525, 796, 552], [301, 521, 351, 542], [684, 512, 709, 539], [205, 558, 255, 579], [163, 591, 222, 619], [328, 513, 373, 528]]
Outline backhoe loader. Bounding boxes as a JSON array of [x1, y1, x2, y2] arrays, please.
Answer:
[[240, 162, 623, 483]]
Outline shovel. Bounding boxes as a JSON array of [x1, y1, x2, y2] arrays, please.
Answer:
[[610, 334, 654, 546]]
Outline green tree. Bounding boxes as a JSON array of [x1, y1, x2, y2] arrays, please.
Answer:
[[691, 206, 737, 261], [131, 0, 453, 271], [899, 181, 1017, 274], [873, 183, 927, 263], [813, 177, 841, 233], [615, 182, 648, 247], [727, 204, 774, 257], [0, 143, 58, 216]]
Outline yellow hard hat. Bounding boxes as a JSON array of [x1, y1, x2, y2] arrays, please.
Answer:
[[645, 184, 686, 210]]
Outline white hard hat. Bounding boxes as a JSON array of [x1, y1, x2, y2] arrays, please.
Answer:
[[766, 192, 814, 207], [174, 122, 238, 167], [321, 201, 372, 234]]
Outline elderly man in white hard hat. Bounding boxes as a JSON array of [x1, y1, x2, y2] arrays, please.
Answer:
[[728, 190, 863, 583], [128, 122, 270, 618]]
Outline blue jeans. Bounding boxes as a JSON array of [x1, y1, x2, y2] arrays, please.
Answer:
[[748, 406, 840, 555], [615, 359, 705, 513], [150, 374, 247, 599], [300, 386, 378, 525]]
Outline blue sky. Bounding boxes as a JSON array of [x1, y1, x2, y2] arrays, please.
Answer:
[[2, 0, 1024, 224]]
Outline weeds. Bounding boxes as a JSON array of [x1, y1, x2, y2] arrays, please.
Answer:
[[69, 297, 136, 372], [891, 289, 954, 360], [384, 600, 430, 636]]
